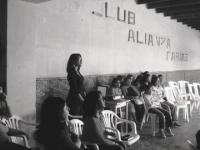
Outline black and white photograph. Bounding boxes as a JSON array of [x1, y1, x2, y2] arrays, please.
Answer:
[[0, 0, 200, 150]]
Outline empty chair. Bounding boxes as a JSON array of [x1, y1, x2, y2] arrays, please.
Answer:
[[171, 85, 192, 116], [188, 83, 200, 112], [168, 81, 178, 87], [178, 80, 191, 99], [164, 87, 189, 122], [101, 110, 140, 146]]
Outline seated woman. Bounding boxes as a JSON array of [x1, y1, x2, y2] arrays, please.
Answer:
[[0, 93, 30, 150], [121, 75, 145, 126], [151, 75, 181, 127], [82, 91, 126, 150], [143, 85, 174, 138], [107, 78, 137, 123], [107, 78, 124, 100], [34, 96, 83, 150]]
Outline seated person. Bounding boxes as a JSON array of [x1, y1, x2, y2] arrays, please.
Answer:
[[151, 75, 180, 127], [143, 85, 174, 139], [82, 91, 126, 150], [0, 93, 30, 150], [0, 93, 11, 119], [107, 78, 137, 123], [34, 96, 83, 150], [107, 78, 123, 100], [121, 75, 145, 125]]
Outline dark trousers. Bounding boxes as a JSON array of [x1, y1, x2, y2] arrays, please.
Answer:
[[161, 101, 177, 122], [132, 101, 145, 123], [148, 107, 173, 129]]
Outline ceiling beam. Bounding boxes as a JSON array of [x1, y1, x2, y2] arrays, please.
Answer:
[[164, 9, 200, 17], [177, 18, 200, 22], [147, 0, 200, 9], [168, 12, 200, 18], [156, 4, 200, 13], [136, 0, 167, 4], [171, 15, 200, 20]]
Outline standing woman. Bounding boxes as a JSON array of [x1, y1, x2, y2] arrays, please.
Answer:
[[66, 54, 85, 115]]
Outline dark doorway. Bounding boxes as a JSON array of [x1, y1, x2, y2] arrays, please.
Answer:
[[0, 0, 7, 93]]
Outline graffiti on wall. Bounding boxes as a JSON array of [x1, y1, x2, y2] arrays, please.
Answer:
[[91, 2, 189, 62]]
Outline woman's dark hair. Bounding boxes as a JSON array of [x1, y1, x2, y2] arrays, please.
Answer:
[[39, 96, 65, 127], [132, 74, 143, 86], [83, 91, 102, 118], [66, 53, 82, 73], [151, 74, 159, 86], [144, 85, 152, 94], [111, 78, 121, 87], [158, 74, 163, 78], [0, 93, 11, 118]]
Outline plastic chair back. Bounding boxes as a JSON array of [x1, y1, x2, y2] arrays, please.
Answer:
[[2, 116, 30, 148], [69, 119, 84, 136], [164, 87, 176, 104], [168, 81, 178, 87], [101, 110, 117, 129]]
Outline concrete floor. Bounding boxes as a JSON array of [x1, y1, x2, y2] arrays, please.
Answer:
[[133, 111, 200, 150]]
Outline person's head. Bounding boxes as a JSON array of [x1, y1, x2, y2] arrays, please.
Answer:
[[39, 96, 68, 126], [0, 93, 11, 118], [116, 75, 124, 84], [133, 74, 142, 87], [123, 75, 133, 86], [83, 91, 105, 118], [111, 78, 121, 88], [196, 130, 200, 149], [140, 73, 151, 85], [151, 74, 159, 86], [66, 53, 82, 73], [144, 85, 152, 95]]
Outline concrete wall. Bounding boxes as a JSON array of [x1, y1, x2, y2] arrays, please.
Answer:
[[7, 0, 36, 117], [7, 0, 200, 118]]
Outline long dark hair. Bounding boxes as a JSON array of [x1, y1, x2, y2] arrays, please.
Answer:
[[38, 96, 65, 128], [151, 74, 159, 86], [0, 93, 11, 118], [83, 91, 103, 118], [66, 53, 82, 73]]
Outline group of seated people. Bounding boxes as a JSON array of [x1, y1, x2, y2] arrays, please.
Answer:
[[105, 71, 181, 138], [0, 70, 200, 150]]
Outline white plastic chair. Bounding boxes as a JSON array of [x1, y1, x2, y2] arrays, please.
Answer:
[[69, 119, 99, 150], [69, 119, 84, 136], [101, 110, 140, 146], [168, 81, 178, 87], [1, 116, 30, 148], [178, 80, 191, 99], [188, 83, 200, 112], [193, 83, 200, 110], [164, 87, 189, 122]]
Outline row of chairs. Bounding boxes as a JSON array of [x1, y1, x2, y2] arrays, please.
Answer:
[[147, 80, 200, 136], [69, 110, 140, 149], [168, 80, 200, 115]]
